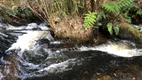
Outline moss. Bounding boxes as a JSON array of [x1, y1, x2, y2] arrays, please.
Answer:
[[118, 22, 142, 44]]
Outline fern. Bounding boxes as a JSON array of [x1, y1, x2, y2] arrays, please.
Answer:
[[102, 2, 120, 13], [118, 0, 133, 8], [114, 25, 119, 35], [107, 23, 113, 35], [122, 13, 132, 23], [83, 11, 97, 30], [107, 23, 119, 35], [102, 0, 134, 13], [137, 9, 142, 15]]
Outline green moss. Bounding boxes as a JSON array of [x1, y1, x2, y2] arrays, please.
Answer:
[[118, 23, 142, 44]]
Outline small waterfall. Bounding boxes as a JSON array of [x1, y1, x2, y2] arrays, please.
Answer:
[[79, 40, 142, 57], [6, 23, 54, 53]]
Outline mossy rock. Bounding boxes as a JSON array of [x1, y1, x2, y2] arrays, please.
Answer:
[[118, 22, 142, 44]]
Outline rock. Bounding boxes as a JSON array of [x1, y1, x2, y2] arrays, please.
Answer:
[[0, 32, 17, 57], [118, 22, 142, 44]]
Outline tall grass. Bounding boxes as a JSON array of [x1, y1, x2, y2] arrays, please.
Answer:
[[25, 0, 80, 20], [0, 0, 101, 25], [25, 0, 100, 20], [0, 0, 25, 19], [0, 0, 100, 20]]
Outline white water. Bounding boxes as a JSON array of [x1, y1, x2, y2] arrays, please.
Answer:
[[38, 58, 76, 73], [8, 31, 50, 51], [79, 41, 142, 57], [7, 23, 54, 52]]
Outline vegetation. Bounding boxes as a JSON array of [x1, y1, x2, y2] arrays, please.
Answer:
[[83, 11, 97, 30], [0, 0, 38, 25], [107, 23, 119, 35], [102, 0, 134, 13]]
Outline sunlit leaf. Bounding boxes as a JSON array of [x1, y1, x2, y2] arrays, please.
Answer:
[[107, 23, 113, 35], [114, 25, 119, 35]]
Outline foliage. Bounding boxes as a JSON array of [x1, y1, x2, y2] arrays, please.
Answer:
[[122, 13, 132, 23], [83, 11, 97, 30], [24, 0, 92, 21], [102, 2, 120, 13], [101, 0, 142, 23], [107, 23, 119, 35], [113, 25, 119, 35], [136, 9, 142, 15], [118, 0, 133, 8], [107, 23, 113, 35], [0, 4, 16, 17], [101, 0, 142, 36], [102, 0, 133, 13]]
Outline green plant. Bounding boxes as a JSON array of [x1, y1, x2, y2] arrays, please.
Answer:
[[101, 0, 141, 36], [137, 9, 142, 15], [102, 0, 134, 13], [113, 25, 119, 35], [118, 0, 133, 8], [0, 4, 16, 17], [102, 2, 120, 13], [122, 13, 132, 23], [107, 23, 119, 35], [83, 11, 97, 30], [25, 0, 89, 20], [107, 23, 113, 35]]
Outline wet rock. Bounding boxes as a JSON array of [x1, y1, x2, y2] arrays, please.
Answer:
[[0, 33, 17, 57]]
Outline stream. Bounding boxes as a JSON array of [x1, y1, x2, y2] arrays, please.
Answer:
[[0, 22, 142, 80]]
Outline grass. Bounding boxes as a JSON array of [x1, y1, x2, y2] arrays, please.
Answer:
[[0, 0, 101, 23]]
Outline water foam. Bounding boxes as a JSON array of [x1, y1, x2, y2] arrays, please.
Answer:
[[38, 58, 76, 73], [79, 41, 142, 57], [8, 31, 51, 51]]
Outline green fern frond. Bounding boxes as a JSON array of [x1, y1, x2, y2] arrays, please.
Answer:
[[83, 11, 97, 30], [137, 9, 142, 15], [107, 23, 120, 35], [107, 23, 113, 35], [118, 0, 133, 8], [102, 2, 120, 13], [114, 25, 119, 35], [102, 0, 134, 13], [122, 13, 132, 23]]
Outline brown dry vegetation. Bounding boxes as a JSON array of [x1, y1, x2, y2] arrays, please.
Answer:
[[49, 15, 93, 41], [25, 0, 104, 42]]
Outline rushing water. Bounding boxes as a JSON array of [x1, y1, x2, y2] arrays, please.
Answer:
[[0, 23, 142, 80]]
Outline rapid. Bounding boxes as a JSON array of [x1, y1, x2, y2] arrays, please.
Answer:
[[0, 22, 142, 80]]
